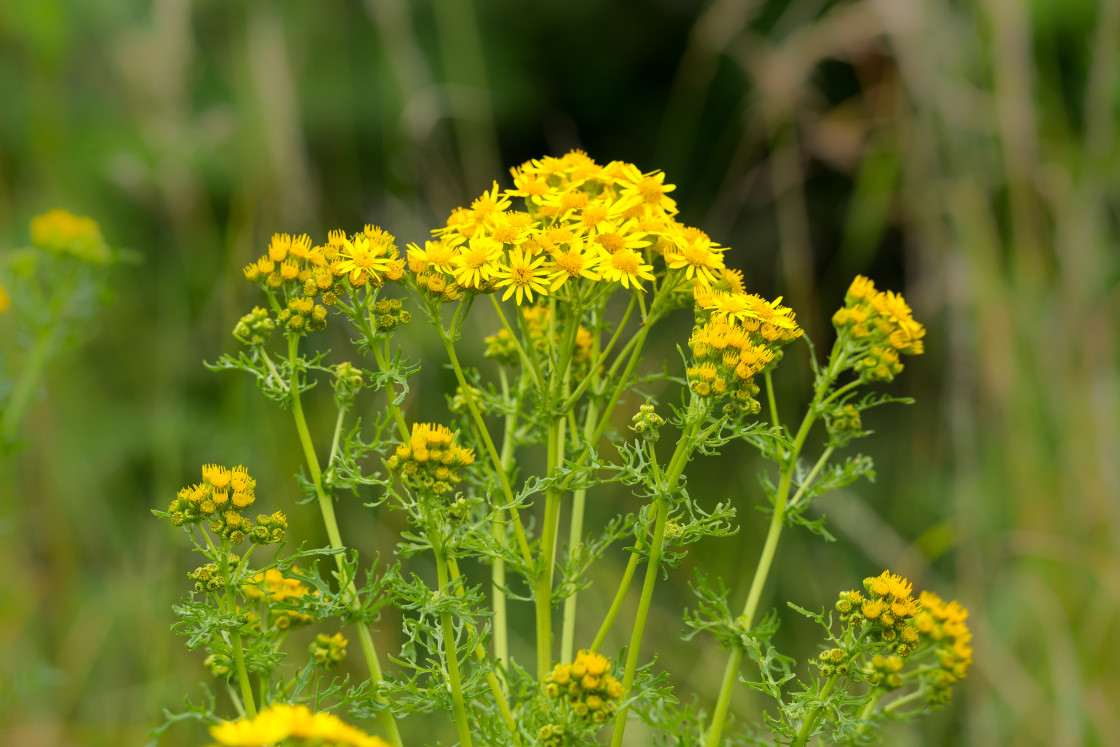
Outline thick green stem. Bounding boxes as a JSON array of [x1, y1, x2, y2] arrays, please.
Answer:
[[220, 546, 258, 719], [535, 418, 563, 681], [287, 335, 402, 747], [492, 367, 519, 672], [765, 370, 781, 430]]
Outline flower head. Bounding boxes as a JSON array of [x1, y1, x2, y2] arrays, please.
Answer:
[[494, 246, 549, 305]]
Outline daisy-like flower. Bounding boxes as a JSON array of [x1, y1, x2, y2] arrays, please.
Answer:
[[470, 181, 512, 226], [451, 235, 503, 290], [592, 219, 651, 255], [615, 164, 678, 215], [549, 239, 601, 291], [599, 247, 655, 291], [665, 234, 726, 287], [336, 234, 396, 286], [494, 247, 549, 305]]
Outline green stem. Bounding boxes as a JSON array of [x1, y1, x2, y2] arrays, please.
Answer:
[[372, 341, 411, 441], [230, 633, 258, 718], [560, 401, 598, 662], [792, 673, 841, 746], [438, 322, 534, 568], [787, 446, 834, 510], [852, 688, 886, 738], [704, 341, 847, 747], [610, 412, 702, 747], [287, 335, 402, 747], [492, 366, 519, 672], [434, 547, 474, 747], [765, 370, 781, 429], [1, 320, 62, 442], [536, 418, 563, 681], [589, 549, 641, 653]]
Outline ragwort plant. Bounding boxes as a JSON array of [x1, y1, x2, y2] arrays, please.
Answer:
[[153, 150, 971, 746], [0, 209, 120, 456]]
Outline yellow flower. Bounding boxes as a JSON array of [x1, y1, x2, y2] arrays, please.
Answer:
[[494, 247, 549, 305], [210, 703, 391, 747], [549, 239, 601, 291], [29, 208, 111, 264], [614, 165, 678, 215], [665, 234, 725, 287], [598, 247, 655, 291], [0, 283, 9, 315], [589, 219, 650, 255], [451, 235, 503, 289], [337, 233, 396, 285]]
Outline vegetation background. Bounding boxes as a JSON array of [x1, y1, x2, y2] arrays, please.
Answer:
[[1, 0, 1116, 745]]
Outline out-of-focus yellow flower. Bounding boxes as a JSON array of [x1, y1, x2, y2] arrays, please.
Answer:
[[0, 283, 9, 315], [209, 702, 392, 747], [30, 209, 111, 264]]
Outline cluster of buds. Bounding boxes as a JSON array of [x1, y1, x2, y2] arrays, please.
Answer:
[[309, 632, 349, 670], [386, 423, 476, 497], [242, 568, 316, 630], [914, 591, 973, 704], [816, 647, 850, 678], [865, 654, 906, 689], [832, 275, 925, 383], [537, 723, 565, 747], [483, 328, 521, 367], [543, 650, 624, 725], [836, 571, 921, 655], [446, 496, 470, 524], [825, 403, 862, 446], [187, 560, 231, 594], [167, 465, 272, 545], [630, 403, 665, 442], [371, 297, 411, 333], [332, 361, 365, 407], [233, 306, 276, 346], [249, 511, 288, 545], [413, 269, 464, 303], [277, 295, 328, 334]]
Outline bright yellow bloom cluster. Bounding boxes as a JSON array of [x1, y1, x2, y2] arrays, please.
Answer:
[[915, 591, 973, 704], [386, 423, 476, 496], [0, 282, 9, 315], [406, 150, 733, 305], [242, 228, 405, 333], [208, 702, 391, 747], [167, 465, 285, 544], [543, 649, 624, 724], [832, 275, 925, 382], [30, 208, 112, 264], [242, 568, 316, 629], [836, 570, 921, 654], [687, 292, 803, 415]]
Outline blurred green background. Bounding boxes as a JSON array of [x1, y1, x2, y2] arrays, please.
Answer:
[[1, 0, 1118, 745]]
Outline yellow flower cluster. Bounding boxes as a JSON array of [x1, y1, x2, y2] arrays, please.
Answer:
[[167, 465, 285, 545], [208, 702, 391, 747], [543, 649, 624, 724], [242, 568, 316, 629], [0, 282, 9, 315], [406, 150, 733, 305], [836, 570, 921, 654], [687, 292, 802, 414], [242, 228, 405, 333], [914, 591, 973, 704], [386, 423, 476, 497], [30, 208, 112, 264], [832, 275, 925, 382]]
